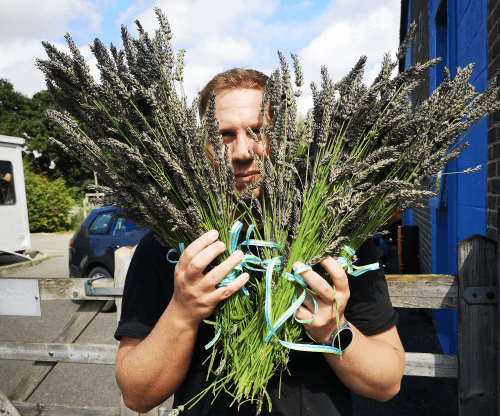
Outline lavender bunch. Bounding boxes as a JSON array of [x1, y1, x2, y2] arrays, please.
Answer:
[[37, 12, 263, 407], [206, 22, 500, 412], [36, 9, 253, 251], [38, 13, 500, 413], [38, 18, 294, 406]]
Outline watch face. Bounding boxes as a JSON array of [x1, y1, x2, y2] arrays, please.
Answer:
[[333, 327, 353, 351]]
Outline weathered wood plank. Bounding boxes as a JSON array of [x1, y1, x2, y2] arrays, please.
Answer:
[[0, 276, 116, 300], [385, 274, 457, 309], [457, 235, 497, 415], [115, 247, 135, 323], [12, 401, 121, 416], [114, 247, 142, 416], [0, 342, 118, 364], [0, 340, 457, 380], [0, 389, 23, 416], [0, 275, 458, 309], [9, 401, 172, 416], [30, 277, 112, 300], [8, 300, 106, 402], [403, 352, 458, 378]]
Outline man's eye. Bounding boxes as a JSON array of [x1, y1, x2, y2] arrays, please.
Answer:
[[249, 130, 261, 139], [220, 132, 233, 143]]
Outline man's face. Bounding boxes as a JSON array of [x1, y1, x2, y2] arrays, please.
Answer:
[[206, 88, 270, 196]]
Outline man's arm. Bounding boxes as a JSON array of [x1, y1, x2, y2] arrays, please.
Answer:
[[294, 257, 405, 402], [115, 230, 248, 413], [323, 325, 405, 402]]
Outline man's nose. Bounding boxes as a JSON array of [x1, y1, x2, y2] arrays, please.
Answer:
[[231, 131, 254, 163]]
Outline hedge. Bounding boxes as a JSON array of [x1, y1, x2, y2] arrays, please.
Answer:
[[24, 164, 72, 232]]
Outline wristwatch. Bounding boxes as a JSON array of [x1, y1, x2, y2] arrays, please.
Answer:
[[322, 320, 353, 352]]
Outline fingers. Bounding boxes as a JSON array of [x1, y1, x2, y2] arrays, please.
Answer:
[[210, 272, 250, 302], [292, 261, 336, 302], [300, 289, 316, 311], [295, 304, 315, 322], [177, 229, 219, 271], [204, 250, 244, 286], [319, 256, 349, 293], [184, 241, 228, 278]]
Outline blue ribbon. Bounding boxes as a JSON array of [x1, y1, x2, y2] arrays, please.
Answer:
[[166, 222, 379, 353]]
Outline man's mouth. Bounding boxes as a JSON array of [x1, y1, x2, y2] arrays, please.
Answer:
[[234, 172, 260, 182]]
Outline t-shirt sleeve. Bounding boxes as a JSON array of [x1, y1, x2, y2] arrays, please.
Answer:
[[344, 238, 399, 337], [114, 231, 175, 341]]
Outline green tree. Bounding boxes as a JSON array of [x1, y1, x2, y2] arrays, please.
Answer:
[[23, 163, 73, 232], [0, 79, 93, 193]]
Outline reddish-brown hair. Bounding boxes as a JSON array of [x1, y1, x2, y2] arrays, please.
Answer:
[[199, 68, 268, 116]]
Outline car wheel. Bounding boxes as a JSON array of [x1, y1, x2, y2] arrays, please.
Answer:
[[88, 267, 116, 313]]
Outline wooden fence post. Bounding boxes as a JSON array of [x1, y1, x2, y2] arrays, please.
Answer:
[[115, 246, 138, 416], [457, 234, 498, 415], [115, 246, 160, 416], [497, 210, 500, 415]]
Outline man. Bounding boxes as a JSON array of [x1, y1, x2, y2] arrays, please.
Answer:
[[114, 69, 405, 415]]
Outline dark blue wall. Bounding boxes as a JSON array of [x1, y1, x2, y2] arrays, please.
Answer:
[[403, 0, 488, 355]]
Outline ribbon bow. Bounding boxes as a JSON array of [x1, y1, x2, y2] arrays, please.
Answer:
[[167, 222, 379, 353]]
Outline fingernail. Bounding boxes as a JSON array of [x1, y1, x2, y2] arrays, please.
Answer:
[[234, 250, 244, 258], [209, 230, 218, 238]]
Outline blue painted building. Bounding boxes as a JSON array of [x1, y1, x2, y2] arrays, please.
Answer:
[[400, 0, 489, 355]]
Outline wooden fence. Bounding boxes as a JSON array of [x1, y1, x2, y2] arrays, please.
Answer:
[[0, 234, 498, 415]]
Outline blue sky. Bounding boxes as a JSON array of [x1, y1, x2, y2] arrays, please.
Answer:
[[0, 0, 400, 116]]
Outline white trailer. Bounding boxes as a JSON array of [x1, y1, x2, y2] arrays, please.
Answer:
[[0, 135, 31, 257]]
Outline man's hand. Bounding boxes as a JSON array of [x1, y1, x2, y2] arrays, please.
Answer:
[[171, 229, 249, 326], [294, 256, 405, 403], [293, 256, 350, 344]]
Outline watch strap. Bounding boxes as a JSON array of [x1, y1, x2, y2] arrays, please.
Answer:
[[322, 320, 353, 352]]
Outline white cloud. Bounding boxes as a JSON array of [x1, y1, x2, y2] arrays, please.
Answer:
[[116, 4, 141, 27], [0, 38, 100, 98], [182, 63, 225, 99], [79, 45, 101, 83], [0, 0, 401, 108], [294, 1, 313, 9], [170, 37, 254, 101], [242, 17, 309, 45], [103, 0, 117, 8], [114, 0, 279, 102], [299, 1, 400, 88], [120, 0, 279, 45], [296, 92, 313, 119], [0, 0, 102, 41], [0, 39, 57, 96], [190, 37, 254, 64]]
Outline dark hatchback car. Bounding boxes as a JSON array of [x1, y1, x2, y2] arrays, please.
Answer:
[[69, 206, 148, 310]]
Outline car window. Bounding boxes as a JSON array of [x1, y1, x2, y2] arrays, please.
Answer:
[[112, 218, 147, 238], [89, 212, 113, 234]]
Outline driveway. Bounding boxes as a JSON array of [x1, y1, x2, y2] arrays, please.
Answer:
[[0, 233, 72, 278], [29, 232, 73, 255]]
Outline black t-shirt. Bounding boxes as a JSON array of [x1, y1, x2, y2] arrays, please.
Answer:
[[115, 232, 399, 416]]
